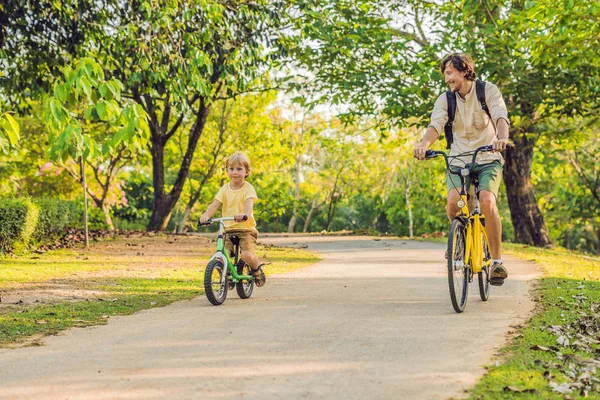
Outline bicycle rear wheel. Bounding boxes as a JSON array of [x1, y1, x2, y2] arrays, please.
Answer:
[[204, 259, 228, 306], [478, 230, 491, 301], [236, 260, 254, 299], [448, 219, 469, 313]]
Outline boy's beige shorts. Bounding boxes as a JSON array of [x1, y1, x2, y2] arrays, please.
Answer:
[[224, 229, 258, 256]]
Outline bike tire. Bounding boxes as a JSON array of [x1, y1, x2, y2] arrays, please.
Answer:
[[478, 229, 491, 301], [448, 219, 469, 313], [204, 259, 228, 306], [236, 261, 254, 299]]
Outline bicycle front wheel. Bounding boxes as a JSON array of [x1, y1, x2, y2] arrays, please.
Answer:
[[478, 229, 491, 301], [204, 259, 228, 306], [448, 219, 469, 313]]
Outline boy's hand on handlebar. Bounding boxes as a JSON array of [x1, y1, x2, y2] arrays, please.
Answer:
[[413, 145, 429, 160], [199, 215, 211, 225], [234, 214, 248, 222], [492, 138, 509, 152]]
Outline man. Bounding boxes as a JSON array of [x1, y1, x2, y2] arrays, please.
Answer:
[[413, 53, 510, 286]]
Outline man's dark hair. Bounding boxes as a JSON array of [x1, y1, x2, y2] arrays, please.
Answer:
[[440, 53, 476, 81]]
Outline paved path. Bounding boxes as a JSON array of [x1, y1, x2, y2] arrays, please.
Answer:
[[0, 236, 540, 399]]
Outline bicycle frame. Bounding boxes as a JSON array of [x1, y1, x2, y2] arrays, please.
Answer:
[[426, 146, 493, 275], [206, 217, 253, 286]]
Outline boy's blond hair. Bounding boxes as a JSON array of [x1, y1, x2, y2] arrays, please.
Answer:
[[225, 152, 251, 178]]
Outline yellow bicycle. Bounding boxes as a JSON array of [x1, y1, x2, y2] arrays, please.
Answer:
[[425, 145, 493, 313]]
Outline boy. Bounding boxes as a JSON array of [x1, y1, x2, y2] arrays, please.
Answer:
[[199, 152, 265, 287]]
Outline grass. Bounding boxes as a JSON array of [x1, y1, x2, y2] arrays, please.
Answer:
[[0, 234, 320, 346], [469, 244, 600, 399]]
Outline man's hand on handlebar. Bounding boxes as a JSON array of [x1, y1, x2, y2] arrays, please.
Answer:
[[492, 138, 509, 153], [413, 145, 429, 160]]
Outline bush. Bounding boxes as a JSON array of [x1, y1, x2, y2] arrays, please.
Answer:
[[32, 199, 76, 243], [0, 198, 39, 253], [0, 198, 80, 254]]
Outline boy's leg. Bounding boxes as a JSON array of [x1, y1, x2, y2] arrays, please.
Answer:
[[239, 231, 259, 270], [238, 231, 265, 287]]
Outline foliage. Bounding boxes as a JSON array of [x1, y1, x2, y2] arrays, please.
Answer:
[[0, 112, 20, 154], [535, 123, 600, 254], [112, 171, 154, 225], [0, 198, 39, 253], [0, 198, 80, 253], [32, 198, 76, 243], [282, 0, 438, 127], [43, 57, 148, 162]]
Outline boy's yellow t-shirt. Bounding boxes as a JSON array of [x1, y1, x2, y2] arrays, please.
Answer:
[[215, 181, 258, 231]]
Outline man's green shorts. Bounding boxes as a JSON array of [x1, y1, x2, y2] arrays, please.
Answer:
[[446, 160, 503, 198]]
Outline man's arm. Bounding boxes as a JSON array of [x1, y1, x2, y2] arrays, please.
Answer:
[[413, 127, 439, 160], [492, 118, 509, 152]]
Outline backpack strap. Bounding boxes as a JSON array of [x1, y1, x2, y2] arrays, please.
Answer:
[[444, 90, 456, 150], [445, 80, 491, 150], [476, 79, 492, 120]]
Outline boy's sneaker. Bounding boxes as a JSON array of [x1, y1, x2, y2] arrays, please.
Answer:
[[490, 262, 508, 286]]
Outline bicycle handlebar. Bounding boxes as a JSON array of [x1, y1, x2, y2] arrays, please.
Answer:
[[424, 145, 493, 174], [198, 215, 248, 227]]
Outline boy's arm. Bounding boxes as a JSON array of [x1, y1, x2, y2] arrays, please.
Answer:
[[235, 198, 255, 222], [200, 200, 222, 223]]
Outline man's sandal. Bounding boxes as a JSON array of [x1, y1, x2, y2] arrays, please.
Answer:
[[252, 264, 267, 288]]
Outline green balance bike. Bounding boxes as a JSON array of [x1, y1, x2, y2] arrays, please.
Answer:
[[198, 216, 265, 306]]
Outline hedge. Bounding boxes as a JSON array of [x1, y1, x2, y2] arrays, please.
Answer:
[[0, 198, 76, 254]]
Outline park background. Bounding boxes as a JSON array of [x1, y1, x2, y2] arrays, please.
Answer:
[[0, 0, 598, 254]]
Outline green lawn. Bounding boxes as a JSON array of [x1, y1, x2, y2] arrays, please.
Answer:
[[0, 233, 320, 346], [469, 244, 600, 399]]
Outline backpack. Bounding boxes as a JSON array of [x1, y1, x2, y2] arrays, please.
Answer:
[[444, 79, 492, 149]]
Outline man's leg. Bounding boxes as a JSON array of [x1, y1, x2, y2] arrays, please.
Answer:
[[446, 189, 461, 221], [479, 190, 501, 260], [479, 189, 507, 285]]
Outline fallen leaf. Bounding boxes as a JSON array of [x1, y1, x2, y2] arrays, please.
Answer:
[[549, 381, 573, 394], [531, 345, 550, 351]]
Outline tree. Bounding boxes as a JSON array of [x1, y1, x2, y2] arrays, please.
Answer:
[[43, 58, 148, 241], [103, 1, 290, 230], [2, 0, 291, 231], [283, 0, 600, 246]]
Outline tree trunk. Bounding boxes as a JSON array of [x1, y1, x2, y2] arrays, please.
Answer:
[[176, 191, 201, 233], [147, 103, 211, 231], [81, 157, 89, 249], [404, 173, 413, 239], [503, 131, 552, 246], [303, 194, 321, 233], [101, 203, 114, 231], [326, 193, 340, 232], [288, 155, 301, 233]]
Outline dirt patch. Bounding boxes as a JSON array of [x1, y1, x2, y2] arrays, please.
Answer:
[[0, 284, 112, 309]]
